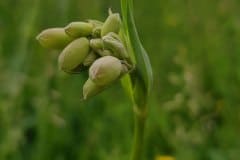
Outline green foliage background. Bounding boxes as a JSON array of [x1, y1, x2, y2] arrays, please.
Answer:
[[0, 0, 240, 159]]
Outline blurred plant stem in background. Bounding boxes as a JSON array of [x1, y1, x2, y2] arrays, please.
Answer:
[[0, 0, 40, 159]]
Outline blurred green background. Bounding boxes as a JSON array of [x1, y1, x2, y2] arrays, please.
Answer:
[[1, 0, 240, 159]]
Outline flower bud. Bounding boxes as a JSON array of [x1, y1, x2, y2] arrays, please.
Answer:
[[83, 78, 104, 100], [90, 39, 114, 56], [65, 22, 93, 38], [89, 56, 122, 86], [102, 33, 129, 59], [105, 32, 122, 41], [36, 28, 72, 49], [87, 19, 103, 28], [101, 12, 121, 37], [92, 26, 102, 38], [87, 20, 103, 38], [83, 51, 98, 66], [97, 50, 113, 57], [90, 39, 104, 50], [58, 37, 90, 72]]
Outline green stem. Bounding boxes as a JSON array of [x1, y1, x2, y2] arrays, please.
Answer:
[[121, 0, 152, 159], [131, 104, 147, 160]]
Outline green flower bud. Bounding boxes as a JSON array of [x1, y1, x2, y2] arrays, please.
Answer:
[[89, 56, 122, 86], [36, 28, 72, 49], [65, 22, 93, 38], [83, 51, 98, 66], [90, 39, 114, 56], [102, 33, 129, 59], [92, 26, 102, 38], [101, 12, 121, 37], [58, 37, 90, 72], [83, 78, 104, 100], [90, 39, 104, 50], [87, 19, 103, 28], [97, 50, 113, 57], [105, 32, 122, 41], [87, 20, 103, 38]]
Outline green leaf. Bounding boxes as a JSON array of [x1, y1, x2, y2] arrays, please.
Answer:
[[121, 0, 153, 106]]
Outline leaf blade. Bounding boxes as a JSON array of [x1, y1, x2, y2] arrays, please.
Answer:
[[121, 0, 153, 105]]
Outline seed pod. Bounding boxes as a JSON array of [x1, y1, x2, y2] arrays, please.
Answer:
[[83, 78, 104, 100], [89, 56, 122, 86], [65, 22, 93, 38], [102, 33, 129, 59], [36, 28, 72, 49], [101, 12, 121, 37], [83, 51, 98, 66], [58, 37, 90, 72]]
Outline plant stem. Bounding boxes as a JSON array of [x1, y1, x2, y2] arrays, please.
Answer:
[[120, 0, 152, 159], [131, 104, 147, 160]]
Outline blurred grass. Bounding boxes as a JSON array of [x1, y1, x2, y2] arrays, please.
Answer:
[[0, 0, 240, 159]]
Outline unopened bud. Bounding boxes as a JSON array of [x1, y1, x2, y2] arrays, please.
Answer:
[[97, 50, 113, 57], [87, 20, 103, 38], [36, 28, 72, 49], [92, 26, 102, 38], [90, 39, 114, 56], [105, 32, 122, 41], [90, 39, 104, 50], [83, 51, 98, 66], [83, 78, 104, 100], [65, 22, 93, 38], [87, 19, 103, 28], [58, 37, 90, 72], [89, 56, 122, 86], [101, 12, 121, 37], [102, 33, 129, 59]]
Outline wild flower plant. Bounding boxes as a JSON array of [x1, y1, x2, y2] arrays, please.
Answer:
[[36, 0, 153, 159]]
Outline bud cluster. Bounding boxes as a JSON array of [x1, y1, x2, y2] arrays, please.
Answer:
[[36, 9, 133, 100]]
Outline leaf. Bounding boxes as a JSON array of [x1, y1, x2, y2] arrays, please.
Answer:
[[121, 0, 153, 106]]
